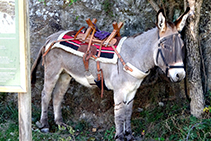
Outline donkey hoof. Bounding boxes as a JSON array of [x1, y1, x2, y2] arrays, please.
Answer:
[[125, 130, 135, 141], [36, 121, 44, 128], [115, 133, 124, 141], [36, 121, 49, 133], [41, 127, 49, 133], [125, 135, 135, 141]]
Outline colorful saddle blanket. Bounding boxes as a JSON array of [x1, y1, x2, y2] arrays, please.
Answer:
[[45, 30, 127, 64]]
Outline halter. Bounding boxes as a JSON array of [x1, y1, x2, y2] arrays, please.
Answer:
[[156, 33, 184, 76]]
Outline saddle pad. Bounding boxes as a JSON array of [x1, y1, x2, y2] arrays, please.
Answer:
[[45, 30, 127, 64]]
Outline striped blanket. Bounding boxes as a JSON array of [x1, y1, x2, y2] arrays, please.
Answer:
[[45, 30, 126, 64]]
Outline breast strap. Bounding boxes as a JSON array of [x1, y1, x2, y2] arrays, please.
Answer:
[[123, 62, 150, 79]]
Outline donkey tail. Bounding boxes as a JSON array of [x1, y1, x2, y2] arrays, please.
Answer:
[[31, 31, 64, 86], [31, 45, 45, 86]]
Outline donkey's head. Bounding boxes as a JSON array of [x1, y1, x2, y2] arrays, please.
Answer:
[[155, 7, 190, 82]]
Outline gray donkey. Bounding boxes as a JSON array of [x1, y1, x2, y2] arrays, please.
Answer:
[[31, 8, 190, 141]]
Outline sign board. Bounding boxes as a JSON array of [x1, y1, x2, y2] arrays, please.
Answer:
[[0, 1, 32, 141], [0, 0, 27, 92]]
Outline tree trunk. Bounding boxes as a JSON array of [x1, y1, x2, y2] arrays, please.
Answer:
[[185, 0, 204, 117]]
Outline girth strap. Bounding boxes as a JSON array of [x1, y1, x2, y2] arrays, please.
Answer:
[[96, 61, 104, 98]]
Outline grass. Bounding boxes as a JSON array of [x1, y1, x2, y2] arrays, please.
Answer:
[[131, 101, 211, 141], [0, 93, 211, 141], [103, 126, 115, 140]]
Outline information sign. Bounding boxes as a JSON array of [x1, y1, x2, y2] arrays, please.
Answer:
[[0, 0, 27, 92]]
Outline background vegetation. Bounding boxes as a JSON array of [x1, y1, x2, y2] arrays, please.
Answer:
[[0, 92, 210, 140]]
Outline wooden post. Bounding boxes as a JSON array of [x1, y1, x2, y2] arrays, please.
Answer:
[[18, 0, 32, 141], [18, 92, 32, 141]]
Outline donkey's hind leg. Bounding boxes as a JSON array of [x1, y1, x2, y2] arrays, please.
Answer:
[[37, 66, 62, 132], [52, 72, 71, 126]]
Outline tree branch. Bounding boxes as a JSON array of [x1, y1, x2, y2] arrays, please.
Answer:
[[147, 0, 160, 12]]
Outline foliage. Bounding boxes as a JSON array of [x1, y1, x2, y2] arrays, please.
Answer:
[[58, 125, 75, 141], [0, 92, 7, 101], [101, 0, 114, 17], [0, 100, 18, 123], [38, 0, 46, 6], [0, 121, 19, 141], [0, 95, 211, 140], [205, 90, 211, 105], [66, 0, 78, 6], [131, 101, 211, 141], [37, 0, 79, 6], [104, 126, 115, 141]]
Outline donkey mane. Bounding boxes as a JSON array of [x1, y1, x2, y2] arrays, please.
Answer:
[[128, 21, 173, 39], [131, 21, 175, 39], [129, 26, 156, 38]]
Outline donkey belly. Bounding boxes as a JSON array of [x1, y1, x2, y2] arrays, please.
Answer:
[[67, 72, 95, 88], [51, 48, 97, 88], [47, 48, 118, 90]]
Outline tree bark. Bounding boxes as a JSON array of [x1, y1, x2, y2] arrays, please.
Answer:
[[185, 0, 204, 117]]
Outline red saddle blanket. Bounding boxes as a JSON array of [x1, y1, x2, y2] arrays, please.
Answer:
[[60, 31, 120, 59], [45, 30, 127, 64]]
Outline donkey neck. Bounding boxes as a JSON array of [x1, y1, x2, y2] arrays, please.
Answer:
[[121, 28, 158, 73]]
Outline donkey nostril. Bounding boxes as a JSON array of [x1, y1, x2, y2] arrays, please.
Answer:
[[176, 74, 179, 78]]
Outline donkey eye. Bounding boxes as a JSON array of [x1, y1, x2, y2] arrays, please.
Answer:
[[163, 45, 171, 50]]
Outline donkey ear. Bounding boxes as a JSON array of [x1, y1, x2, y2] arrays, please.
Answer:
[[156, 9, 167, 32], [174, 7, 190, 32]]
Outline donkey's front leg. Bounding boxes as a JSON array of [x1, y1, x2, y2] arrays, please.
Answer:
[[125, 99, 135, 141], [114, 101, 125, 141], [114, 89, 136, 141], [53, 72, 72, 126]]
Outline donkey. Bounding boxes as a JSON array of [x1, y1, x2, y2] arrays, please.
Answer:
[[31, 8, 190, 141]]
